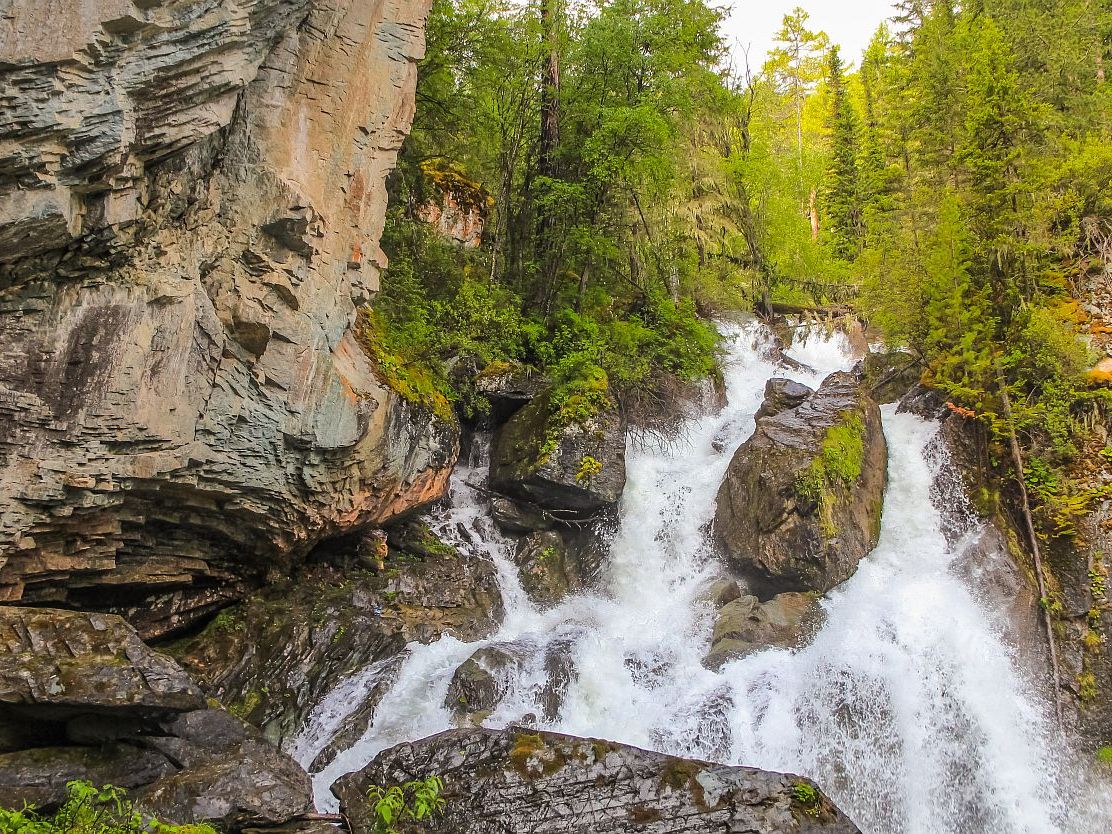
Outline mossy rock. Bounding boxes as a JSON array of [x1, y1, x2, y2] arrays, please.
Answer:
[[489, 386, 626, 515], [714, 371, 887, 598]]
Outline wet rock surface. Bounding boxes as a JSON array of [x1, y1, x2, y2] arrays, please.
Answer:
[[490, 388, 626, 515], [715, 371, 887, 598], [170, 526, 502, 747], [0, 0, 450, 640], [475, 363, 549, 423], [704, 587, 823, 670], [756, 378, 814, 421], [0, 607, 204, 715], [334, 727, 861, 834], [0, 607, 310, 827]]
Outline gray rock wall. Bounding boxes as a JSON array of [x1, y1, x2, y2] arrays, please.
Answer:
[[0, 0, 454, 637]]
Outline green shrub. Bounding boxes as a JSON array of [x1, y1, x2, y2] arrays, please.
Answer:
[[366, 776, 445, 834], [0, 781, 216, 834]]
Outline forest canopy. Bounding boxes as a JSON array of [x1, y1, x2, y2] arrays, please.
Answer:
[[367, 0, 1111, 533]]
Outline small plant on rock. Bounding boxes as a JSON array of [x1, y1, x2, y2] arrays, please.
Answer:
[[575, 455, 603, 484], [0, 781, 216, 834], [366, 776, 445, 834], [791, 780, 821, 817]]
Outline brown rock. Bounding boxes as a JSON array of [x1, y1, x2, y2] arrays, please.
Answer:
[[0, 0, 450, 639], [715, 371, 887, 598]]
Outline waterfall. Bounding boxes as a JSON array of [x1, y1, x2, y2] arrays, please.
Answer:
[[294, 320, 1111, 833]]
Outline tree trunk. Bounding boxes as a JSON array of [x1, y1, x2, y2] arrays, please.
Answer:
[[535, 0, 561, 313], [809, 186, 819, 242]]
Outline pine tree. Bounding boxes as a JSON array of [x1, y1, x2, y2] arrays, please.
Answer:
[[823, 46, 862, 259]]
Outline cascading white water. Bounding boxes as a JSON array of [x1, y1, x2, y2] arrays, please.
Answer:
[[294, 320, 1112, 833]]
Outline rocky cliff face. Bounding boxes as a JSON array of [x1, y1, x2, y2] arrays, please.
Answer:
[[0, 0, 453, 637]]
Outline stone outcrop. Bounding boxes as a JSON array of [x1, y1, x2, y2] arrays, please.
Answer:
[[169, 525, 502, 749], [861, 350, 921, 404], [475, 362, 548, 423], [0, 607, 310, 827], [715, 371, 887, 598], [490, 388, 626, 515], [0, 0, 452, 638], [704, 588, 823, 671], [334, 727, 861, 834]]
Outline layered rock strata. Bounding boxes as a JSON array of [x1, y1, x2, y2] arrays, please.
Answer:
[[0, 0, 450, 637], [0, 607, 310, 828]]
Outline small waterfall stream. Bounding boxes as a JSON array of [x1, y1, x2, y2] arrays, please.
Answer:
[[293, 321, 1111, 833]]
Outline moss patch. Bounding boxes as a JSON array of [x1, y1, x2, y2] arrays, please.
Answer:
[[796, 411, 867, 536], [509, 733, 567, 779], [357, 308, 455, 423]]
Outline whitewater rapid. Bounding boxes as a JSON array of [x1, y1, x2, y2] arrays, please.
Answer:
[[294, 321, 1110, 833]]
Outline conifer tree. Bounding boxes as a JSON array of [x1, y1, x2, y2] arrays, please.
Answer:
[[823, 46, 862, 259]]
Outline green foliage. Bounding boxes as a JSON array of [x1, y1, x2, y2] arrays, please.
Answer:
[[822, 46, 863, 259], [366, 776, 445, 834], [791, 780, 821, 816], [575, 455, 603, 484], [0, 781, 216, 834], [797, 412, 867, 536]]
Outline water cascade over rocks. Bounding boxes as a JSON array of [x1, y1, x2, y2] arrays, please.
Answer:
[[293, 321, 1112, 833]]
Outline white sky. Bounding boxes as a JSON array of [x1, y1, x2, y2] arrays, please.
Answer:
[[721, 0, 899, 70]]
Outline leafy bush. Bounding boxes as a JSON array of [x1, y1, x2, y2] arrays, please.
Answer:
[[366, 776, 445, 834], [0, 781, 216, 834]]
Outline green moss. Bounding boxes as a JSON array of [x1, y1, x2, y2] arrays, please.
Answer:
[[228, 688, 263, 719], [792, 781, 822, 817], [1079, 670, 1098, 702], [357, 308, 455, 424], [796, 411, 867, 537], [537, 366, 612, 464], [209, 608, 244, 634], [1097, 747, 1112, 766], [509, 733, 566, 778]]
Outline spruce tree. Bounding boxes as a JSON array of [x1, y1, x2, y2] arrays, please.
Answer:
[[823, 46, 862, 259]]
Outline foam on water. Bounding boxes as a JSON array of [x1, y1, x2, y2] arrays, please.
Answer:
[[291, 320, 1111, 833]]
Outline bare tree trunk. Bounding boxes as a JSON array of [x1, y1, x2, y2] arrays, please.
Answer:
[[809, 186, 820, 242], [535, 0, 561, 313]]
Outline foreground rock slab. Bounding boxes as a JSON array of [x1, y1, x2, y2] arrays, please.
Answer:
[[715, 371, 886, 598], [0, 607, 310, 827], [0, 606, 204, 715], [334, 727, 861, 834]]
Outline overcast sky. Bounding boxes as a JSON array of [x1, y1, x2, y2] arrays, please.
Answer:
[[721, 0, 899, 70]]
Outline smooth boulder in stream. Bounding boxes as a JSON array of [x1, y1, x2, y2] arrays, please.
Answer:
[[715, 370, 887, 597]]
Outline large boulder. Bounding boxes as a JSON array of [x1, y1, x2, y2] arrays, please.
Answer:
[[0, 608, 310, 827], [475, 362, 549, 423], [715, 371, 887, 598], [0, 0, 452, 640], [0, 607, 204, 716], [511, 530, 591, 608], [334, 727, 860, 834], [490, 387, 626, 515], [704, 592, 823, 671]]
